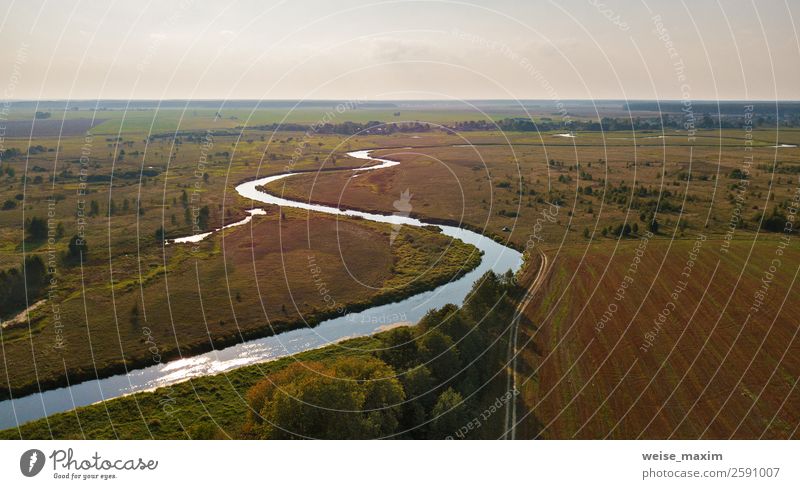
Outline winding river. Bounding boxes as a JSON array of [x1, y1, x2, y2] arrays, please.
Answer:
[[0, 148, 522, 430]]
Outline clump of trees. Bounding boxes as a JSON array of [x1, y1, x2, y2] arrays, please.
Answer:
[[243, 357, 404, 439], [0, 256, 48, 318], [757, 206, 793, 233], [599, 222, 643, 238], [242, 271, 520, 439]]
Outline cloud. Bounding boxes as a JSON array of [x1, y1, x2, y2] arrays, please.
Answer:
[[364, 37, 441, 62]]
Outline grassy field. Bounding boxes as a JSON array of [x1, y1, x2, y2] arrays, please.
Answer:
[[0, 124, 482, 399], [0, 204, 480, 399], [263, 128, 800, 251]]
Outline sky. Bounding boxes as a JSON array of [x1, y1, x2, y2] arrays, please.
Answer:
[[0, 0, 798, 101]]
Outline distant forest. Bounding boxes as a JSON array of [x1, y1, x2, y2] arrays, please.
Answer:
[[240, 110, 800, 136]]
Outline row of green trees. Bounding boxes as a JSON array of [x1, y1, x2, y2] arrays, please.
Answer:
[[242, 270, 520, 439]]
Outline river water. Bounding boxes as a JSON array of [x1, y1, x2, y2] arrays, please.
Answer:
[[0, 148, 522, 430]]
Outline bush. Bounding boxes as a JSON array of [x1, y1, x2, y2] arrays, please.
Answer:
[[729, 168, 749, 180], [67, 235, 88, 261]]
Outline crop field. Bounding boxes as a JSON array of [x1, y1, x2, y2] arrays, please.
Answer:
[[6, 107, 530, 136], [514, 238, 800, 439]]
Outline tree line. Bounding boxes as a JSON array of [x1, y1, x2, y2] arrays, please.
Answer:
[[241, 270, 521, 439]]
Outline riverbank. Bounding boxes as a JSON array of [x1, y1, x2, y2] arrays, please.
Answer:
[[0, 148, 522, 429], [2, 267, 527, 440]]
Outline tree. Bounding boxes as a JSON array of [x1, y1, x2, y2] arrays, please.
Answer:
[[759, 207, 788, 233], [430, 388, 467, 438], [614, 223, 632, 237], [244, 357, 405, 439], [198, 205, 210, 230], [27, 216, 48, 240], [649, 218, 660, 234], [416, 331, 461, 383], [67, 235, 88, 260], [130, 303, 140, 328], [378, 327, 418, 371], [398, 365, 435, 431], [23, 255, 47, 296], [0, 256, 48, 316], [154, 226, 165, 242]]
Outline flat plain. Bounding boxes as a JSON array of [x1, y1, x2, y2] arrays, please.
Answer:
[[1, 104, 799, 438]]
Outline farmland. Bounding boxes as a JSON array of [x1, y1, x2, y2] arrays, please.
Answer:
[[254, 120, 800, 439], [1, 102, 799, 439], [515, 237, 800, 439]]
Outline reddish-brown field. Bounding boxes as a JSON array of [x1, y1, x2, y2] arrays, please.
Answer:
[[515, 237, 800, 439]]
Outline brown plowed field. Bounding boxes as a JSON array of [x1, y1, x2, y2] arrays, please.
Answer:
[[515, 237, 800, 439]]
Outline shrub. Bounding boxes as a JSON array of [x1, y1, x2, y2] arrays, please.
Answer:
[[67, 235, 88, 261]]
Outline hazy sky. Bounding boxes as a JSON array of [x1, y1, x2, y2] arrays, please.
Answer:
[[1, 0, 798, 100]]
